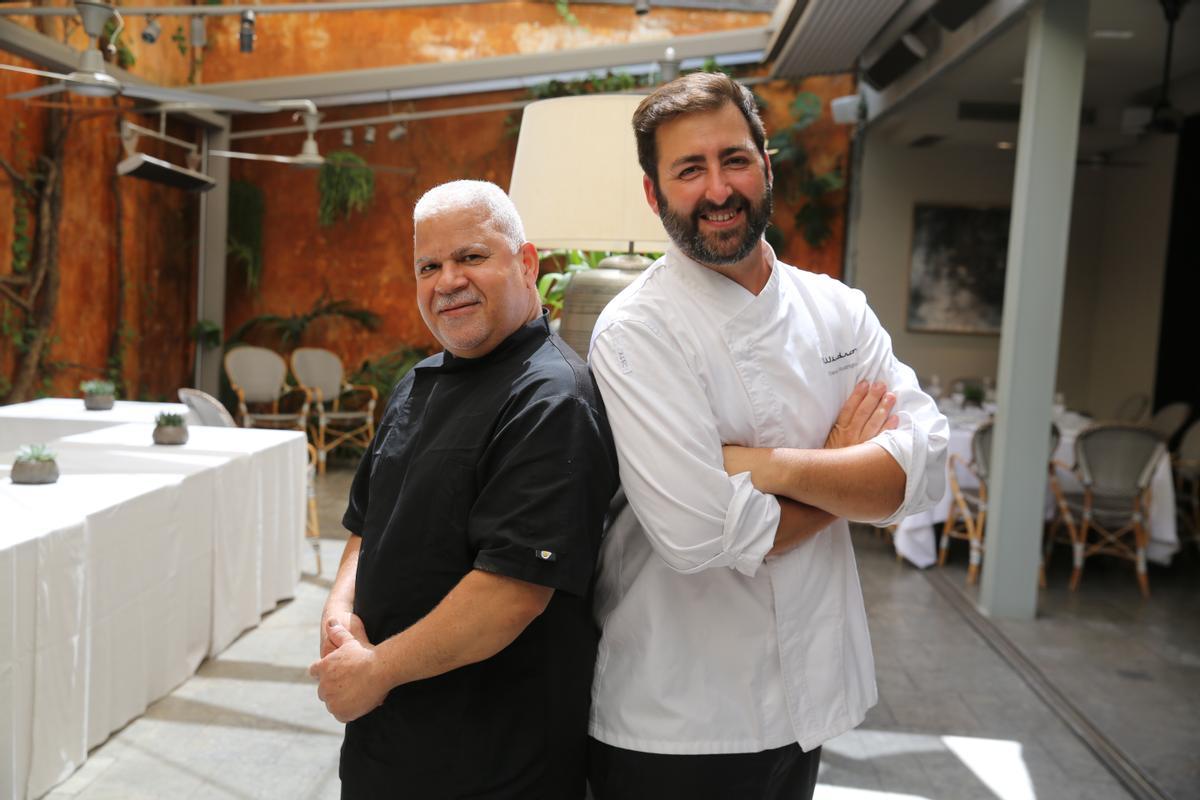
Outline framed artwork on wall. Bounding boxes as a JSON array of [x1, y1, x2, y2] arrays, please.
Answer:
[[907, 203, 1011, 335]]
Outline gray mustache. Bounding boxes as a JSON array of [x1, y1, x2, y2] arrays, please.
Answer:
[[434, 291, 481, 312]]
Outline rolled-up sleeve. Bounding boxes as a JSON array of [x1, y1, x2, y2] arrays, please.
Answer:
[[590, 319, 779, 576], [850, 291, 949, 526]]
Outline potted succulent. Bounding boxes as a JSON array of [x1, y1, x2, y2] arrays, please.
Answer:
[[153, 412, 189, 445], [11, 444, 59, 485], [81, 379, 116, 411]]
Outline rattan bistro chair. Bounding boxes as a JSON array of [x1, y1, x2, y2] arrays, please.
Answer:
[[290, 347, 378, 475], [1173, 419, 1200, 548], [1050, 424, 1166, 597], [224, 346, 311, 431], [940, 420, 1060, 585], [1147, 402, 1192, 445]]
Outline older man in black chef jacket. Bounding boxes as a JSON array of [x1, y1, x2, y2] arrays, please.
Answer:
[[309, 179, 619, 800]]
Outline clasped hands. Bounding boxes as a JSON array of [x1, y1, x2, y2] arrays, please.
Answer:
[[309, 610, 388, 723]]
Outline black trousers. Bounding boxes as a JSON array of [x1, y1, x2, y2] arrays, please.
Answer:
[[588, 738, 821, 800]]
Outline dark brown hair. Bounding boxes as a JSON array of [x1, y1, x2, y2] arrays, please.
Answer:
[[632, 72, 768, 188]]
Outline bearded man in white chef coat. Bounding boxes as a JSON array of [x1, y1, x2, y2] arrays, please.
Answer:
[[586, 72, 949, 800]]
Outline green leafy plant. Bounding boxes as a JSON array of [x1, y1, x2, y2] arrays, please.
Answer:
[[554, 0, 579, 26], [318, 152, 375, 227], [349, 346, 429, 403], [228, 180, 265, 289], [767, 91, 845, 249], [171, 24, 187, 56], [189, 319, 222, 350], [15, 443, 55, 463], [101, 18, 136, 69], [155, 412, 185, 427], [225, 293, 380, 349], [80, 379, 116, 396]]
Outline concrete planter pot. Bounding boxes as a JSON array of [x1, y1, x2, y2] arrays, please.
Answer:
[[11, 459, 59, 484], [84, 393, 115, 411], [153, 424, 188, 445]]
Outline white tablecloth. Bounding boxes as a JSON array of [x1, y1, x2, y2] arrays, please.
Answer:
[[893, 416, 1177, 568], [0, 423, 305, 800], [0, 398, 193, 453]]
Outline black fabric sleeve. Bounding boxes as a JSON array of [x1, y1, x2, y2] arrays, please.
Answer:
[[468, 394, 618, 597]]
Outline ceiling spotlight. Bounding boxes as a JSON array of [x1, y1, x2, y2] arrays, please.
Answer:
[[190, 16, 206, 49], [239, 10, 256, 53], [141, 16, 161, 45], [659, 46, 679, 83], [342, 128, 354, 147], [996, 141, 1015, 150], [387, 123, 407, 141], [634, 0, 651, 15], [363, 126, 376, 144]]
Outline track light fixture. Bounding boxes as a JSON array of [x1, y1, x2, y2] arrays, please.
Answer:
[[190, 15, 206, 48], [659, 46, 679, 83], [386, 123, 407, 141], [634, 0, 651, 15], [239, 10, 255, 53], [141, 15, 161, 44], [342, 128, 354, 147]]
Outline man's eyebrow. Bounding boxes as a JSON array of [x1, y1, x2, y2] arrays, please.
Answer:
[[668, 145, 753, 171], [450, 243, 489, 260]]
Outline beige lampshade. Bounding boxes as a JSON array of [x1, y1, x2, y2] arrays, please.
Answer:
[[508, 94, 671, 253]]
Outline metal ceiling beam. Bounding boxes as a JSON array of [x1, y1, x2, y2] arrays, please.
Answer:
[[194, 26, 771, 104], [861, 0, 1031, 127], [0, 17, 227, 129]]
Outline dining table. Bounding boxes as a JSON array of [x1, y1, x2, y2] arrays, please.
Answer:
[[0, 397, 195, 453], [892, 406, 1178, 569], [0, 409, 305, 800]]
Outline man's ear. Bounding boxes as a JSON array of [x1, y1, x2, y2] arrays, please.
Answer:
[[762, 148, 774, 188], [643, 174, 661, 216], [518, 241, 540, 286]]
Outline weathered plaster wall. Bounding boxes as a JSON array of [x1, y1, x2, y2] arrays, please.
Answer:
[[198, 2, 769, 82], [1, 28, 198, 401]]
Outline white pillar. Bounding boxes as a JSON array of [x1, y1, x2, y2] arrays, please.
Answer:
[[196, 121, 231, 396], [978, 0, 1089, 619]]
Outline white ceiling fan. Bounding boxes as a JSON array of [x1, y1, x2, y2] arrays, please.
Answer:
[[0, 1, 269, 113], [210, 109, 416, 175]]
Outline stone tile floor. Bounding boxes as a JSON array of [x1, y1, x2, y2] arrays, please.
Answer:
[[42, 467, 1197, 799]]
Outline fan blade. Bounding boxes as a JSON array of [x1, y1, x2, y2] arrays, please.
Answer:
[[0, 63, 72, 82], [6, 83, 69, 100], [120, 84, 272, 114], [210, 149, 309, 165]]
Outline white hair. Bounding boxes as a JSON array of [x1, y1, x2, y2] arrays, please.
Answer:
[[413, 180, 526, 251]]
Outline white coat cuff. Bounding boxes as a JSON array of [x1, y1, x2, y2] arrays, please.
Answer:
[[722, 471, 780, 577]]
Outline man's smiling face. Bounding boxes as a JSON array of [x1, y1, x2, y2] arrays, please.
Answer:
[[645, 101, 773, 268], [414, 205, 538, 358]]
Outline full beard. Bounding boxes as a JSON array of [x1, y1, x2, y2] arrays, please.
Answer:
[[655, 183, 773, 267]]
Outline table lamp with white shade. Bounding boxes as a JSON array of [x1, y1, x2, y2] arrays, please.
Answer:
[[508, 93, 672, 358]]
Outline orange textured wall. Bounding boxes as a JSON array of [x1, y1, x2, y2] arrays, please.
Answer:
[[199, 2, 768, 82], [0, 14, 199, 401], [757, 72, 857, 278]]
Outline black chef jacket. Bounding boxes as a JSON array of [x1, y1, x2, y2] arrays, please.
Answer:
[[339, 312, 619, 800]]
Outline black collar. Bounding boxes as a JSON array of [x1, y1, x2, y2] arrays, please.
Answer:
[[422, 309, 551, 373]]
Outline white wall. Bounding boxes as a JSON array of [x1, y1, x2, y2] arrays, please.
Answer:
[[848, 126, 1177, 417]]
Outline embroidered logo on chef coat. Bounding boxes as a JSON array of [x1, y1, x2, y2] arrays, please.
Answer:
[[535, 549, 557, 561], [822, 347, 858, 375]]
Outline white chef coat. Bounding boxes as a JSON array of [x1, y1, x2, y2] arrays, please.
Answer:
[[587, 243, 948, 755]]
